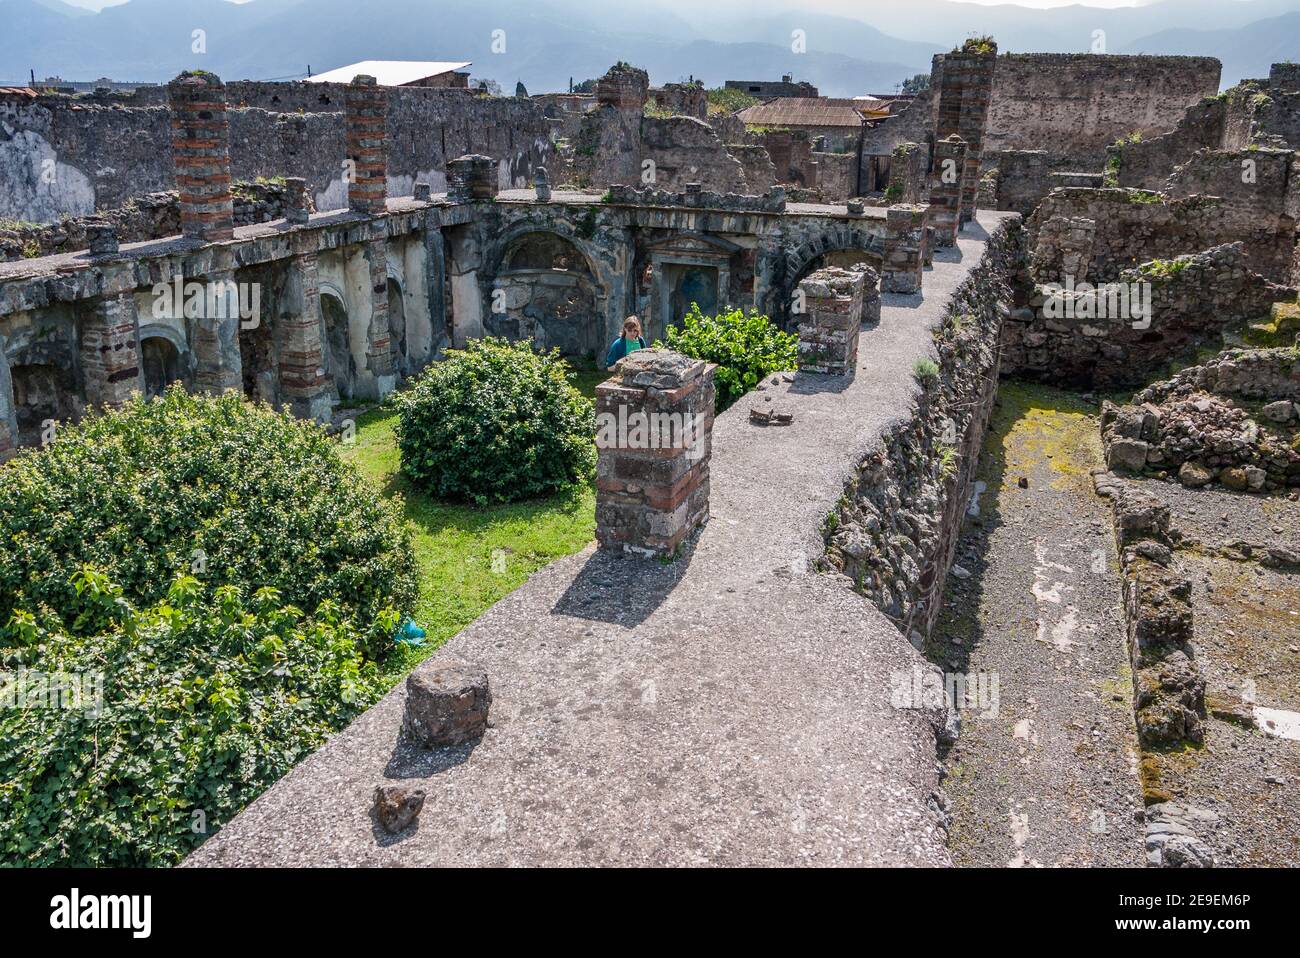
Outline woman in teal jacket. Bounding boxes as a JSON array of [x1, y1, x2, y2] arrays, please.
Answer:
[[605, 316, 646, 368]]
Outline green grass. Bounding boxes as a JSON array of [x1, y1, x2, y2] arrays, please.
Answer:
[[342, 363, 606, 686]]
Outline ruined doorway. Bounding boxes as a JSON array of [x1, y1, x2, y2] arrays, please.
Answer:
[[668, 265, 719, 328], [140, 336, 182, 398], [387, 278, 408, 374], [10, 363, 76, 445], [321, 292, 355, 400]]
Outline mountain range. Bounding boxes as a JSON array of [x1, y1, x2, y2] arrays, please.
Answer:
[[1, 0, 1297, 95]]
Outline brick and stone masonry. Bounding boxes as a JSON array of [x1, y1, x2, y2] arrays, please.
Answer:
[[79, 291, 141, 408], [447, 154, 500, 203], [278, 233, 334, 421], [796, 266, 871, 375], [346, 75, 388, 214], [928, 134, 967, 248], [882, 204, 930, 293], [284, 176, 311, 226], [934, 41, 997, 226], [595, 349, 715, 558], [888, 142, 929, 204], [168, 72, 235, 242]]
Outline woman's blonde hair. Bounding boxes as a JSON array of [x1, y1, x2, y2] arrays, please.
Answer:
[[623, 316, 641, 337]]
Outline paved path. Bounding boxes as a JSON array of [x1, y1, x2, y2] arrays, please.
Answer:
[[185, 213, 1015, 868], [934, 385, 1146, 867]]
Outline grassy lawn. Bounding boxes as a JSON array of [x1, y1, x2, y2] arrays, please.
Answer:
[[343, 363, 605, 686]]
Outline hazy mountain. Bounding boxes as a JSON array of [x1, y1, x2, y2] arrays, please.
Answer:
[[3, 0, 1300, 94], [1122, 12, 1300, 85]]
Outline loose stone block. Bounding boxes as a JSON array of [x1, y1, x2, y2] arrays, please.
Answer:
[[168, 71, 235, 242], [402, 660, 492, 747], [84, 217, 119, 257], [797, 266, 870, 375], [346, 75, 388, 215], [373, 784, 426, 833], [533, 166, 551, 202], [595, 349, 715, 558], [284, 176, 311, 225], [413, 181, 432, 202], [882, 204, 929, 294]]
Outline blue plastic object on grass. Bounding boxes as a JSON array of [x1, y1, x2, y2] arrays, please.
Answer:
[[395, 618, 427, 646]]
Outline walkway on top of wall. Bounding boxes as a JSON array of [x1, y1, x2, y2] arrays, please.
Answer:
[[184, 211, 1017, 868]]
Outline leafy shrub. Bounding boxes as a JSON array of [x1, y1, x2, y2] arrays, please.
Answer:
[[396, 338, 596, 505], [0, 570, 391, 866], [660, 304, 798, 412], [0, 387, 415, 656]]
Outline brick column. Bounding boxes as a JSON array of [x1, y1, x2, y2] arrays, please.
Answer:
[[363, 224, 396, 398], [279, 235, 334, 421], [928, 135, 966, 248], [595, 349, 714, 558], [191, 254, 244, 395], [882, 204, 929, 294], [796, 267, 864, 375], [933, 41, 997, 227], [346, 75, 387, 215], [168, 71, 235, 242], [447, 154, 499, 203], [80, 292, 142, 408]]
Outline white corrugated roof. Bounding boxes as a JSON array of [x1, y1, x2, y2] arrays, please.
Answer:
[[305, 61, 472, 86]]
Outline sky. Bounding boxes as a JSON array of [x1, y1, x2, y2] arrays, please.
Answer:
[[58, 0, 1155, 7]]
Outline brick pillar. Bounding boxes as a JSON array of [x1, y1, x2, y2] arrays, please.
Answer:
[[279, 236, 334, 421], [595, 349, 715, 558], [928, 134, 966, 248], [595, 63, 649, 112], [346, 75, 387, 215], [363, 225, 396, 397], [796, 267, 864, 376], [882, 204, 929, 294], [168, 71, 235, 242], [0, 343, 16, 460], [80, 292, 142, 408], [447, 154, 499, 203], [933, 41, 997, 227], [191, 257, 244, 395]]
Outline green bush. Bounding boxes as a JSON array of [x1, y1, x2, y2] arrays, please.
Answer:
[[0, 570, 391, 866], [0, 387, 415, 656], [660, 304, 798, 412], [396, 338, 596, 505]]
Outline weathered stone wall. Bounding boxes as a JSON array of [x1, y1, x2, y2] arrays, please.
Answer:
[[982, 54, 1222, 169], [727, 144, 777, 194], [812, 151, 855, 200], [1028, 185, 1296, 286], [0, 84, 552, 223], [0, 181, 311, 262], [993, 150, 1099, 215], [640, 116, 746, 193], [1108, 98, 1230, 191], [1005, 242, 1297, 387], [820, 216, 1021, 641]]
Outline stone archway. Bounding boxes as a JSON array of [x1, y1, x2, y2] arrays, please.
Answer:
[[320, 291, 355, 400], [488, 230, 604, 358], [140, 336, 183, 398], [386, 277, 408, 374], [781, 227, 884, 325]]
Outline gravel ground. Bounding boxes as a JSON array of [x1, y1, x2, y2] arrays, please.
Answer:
[[934, 383, 1146, 867], [1115, 477, 1300, 866]]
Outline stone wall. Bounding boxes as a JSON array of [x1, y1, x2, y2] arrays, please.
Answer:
[[819, 216, 1021, 641], [0, 83, 552, 223], [1027, 185, 1296, 287], [1005, 242, 1297, 388], [0, 181, 312, 262], [982, 54, 1222, 169], [812, 151, 855, 200]]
